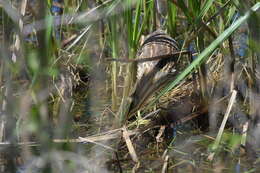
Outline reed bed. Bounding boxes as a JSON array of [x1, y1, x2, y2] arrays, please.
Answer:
[[0, 0, 260, 172]]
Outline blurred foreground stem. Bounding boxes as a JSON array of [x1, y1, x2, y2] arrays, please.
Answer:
[[109, 15, 119, 111]]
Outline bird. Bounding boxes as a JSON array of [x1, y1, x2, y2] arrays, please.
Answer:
[[128, 30, 180, 116]]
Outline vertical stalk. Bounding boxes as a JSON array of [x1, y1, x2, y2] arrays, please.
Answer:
[[152, 0, 157, 30], [197, 32, 208, 100], [118, 50, 135, 125], [118, 0, 142, 126], [98, 0, 105, 48], [167, 1, 177, 36], [109, 16, 118, 111], [111, 61, 118, 111]]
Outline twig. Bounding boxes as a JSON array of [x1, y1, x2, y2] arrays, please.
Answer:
[[0, 128, 138, 147], [78, 137, 115, 151], [177, 106, 208, 124], [127, 109, 161, 128], [65, 25, 92, 51], [61, 34, 78, 47], [142, 109, 161, 120], [107, 51, 190, 63]]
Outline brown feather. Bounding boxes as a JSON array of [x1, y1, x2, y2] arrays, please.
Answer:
[[128, 30, 180, 116]]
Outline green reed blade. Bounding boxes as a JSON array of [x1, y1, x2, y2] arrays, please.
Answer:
[[198, 0, 215, 19]]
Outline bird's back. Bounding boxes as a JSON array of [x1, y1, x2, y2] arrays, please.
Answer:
[[137, 30, 179, 80], [129, 30, 180, 115]]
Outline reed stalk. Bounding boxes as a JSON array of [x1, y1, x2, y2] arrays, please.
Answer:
[[108, 15, 118, 111]]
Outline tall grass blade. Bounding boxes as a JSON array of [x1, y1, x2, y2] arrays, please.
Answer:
[[198, 0, 215, 19], [132, 0, 142, 49], [167, 1, 177, 36], [175, 0, 192, 22], [188, 0, 200, 17]]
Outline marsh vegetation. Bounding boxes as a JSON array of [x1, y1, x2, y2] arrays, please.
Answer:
[[0, 0, 260, 172]]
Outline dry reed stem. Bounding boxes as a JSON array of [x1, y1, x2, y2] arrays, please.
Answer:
[[78, 137, 115, 151], [122, 126, 139, 163], [241, 121, 248, 146], [208, 89, 237, 161], [0, 128, 138, 146], [13, 0, 27, 62], [161, 155, 169, 173]]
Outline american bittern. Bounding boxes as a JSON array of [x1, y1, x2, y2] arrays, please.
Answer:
[[128, 30, 180, 115]]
